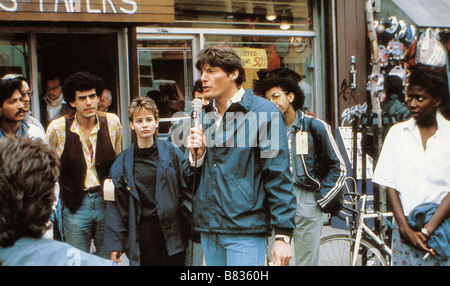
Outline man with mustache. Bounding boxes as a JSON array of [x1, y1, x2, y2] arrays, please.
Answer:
[[46, 71, 122, 259], [0, 74, 45, 140]]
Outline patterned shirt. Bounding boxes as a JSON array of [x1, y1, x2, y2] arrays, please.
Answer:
[[46, 113, 122, 190]]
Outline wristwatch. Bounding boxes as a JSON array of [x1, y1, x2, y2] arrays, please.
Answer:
[[275, 235, 292, 244], [421, 227, 431, 238]]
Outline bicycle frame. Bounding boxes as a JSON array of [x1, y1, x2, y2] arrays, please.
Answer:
[[351, 194, 393, 266]]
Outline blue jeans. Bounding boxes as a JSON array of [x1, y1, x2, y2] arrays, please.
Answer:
[[63, 191, 108, 259], [201, 232, 266, 266]]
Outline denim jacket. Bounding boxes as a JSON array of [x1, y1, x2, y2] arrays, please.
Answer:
[[184, 89, 296, 237], [407, 202, 450, 261], [289, 110, 346, 210]]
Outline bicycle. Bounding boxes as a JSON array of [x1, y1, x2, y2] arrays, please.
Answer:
[[319, 178, 394, 266]]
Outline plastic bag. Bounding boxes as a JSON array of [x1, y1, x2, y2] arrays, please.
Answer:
[[415, 28, 446, 67]]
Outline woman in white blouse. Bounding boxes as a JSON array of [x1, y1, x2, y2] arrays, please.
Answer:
[[373, 65, 450, 266]]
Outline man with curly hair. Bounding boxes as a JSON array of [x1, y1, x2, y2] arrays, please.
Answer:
[[46, 71, 122, 259], [0, 137, 115, 266]]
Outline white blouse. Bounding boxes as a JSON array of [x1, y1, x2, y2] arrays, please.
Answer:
[[373, 112, 450, 215]]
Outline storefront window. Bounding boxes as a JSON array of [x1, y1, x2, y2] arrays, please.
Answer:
[[205, 34, 315, 111], [0, 33, 29, 78], [137, 39, 193, 133], [137, 1, 318, 134], [174, 0, 313, 31]]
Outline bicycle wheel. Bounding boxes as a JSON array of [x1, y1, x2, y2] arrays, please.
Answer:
[[319, 234, 387, 266]]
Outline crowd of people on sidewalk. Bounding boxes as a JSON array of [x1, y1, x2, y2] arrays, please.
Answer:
[[0, 43, 448, 266]]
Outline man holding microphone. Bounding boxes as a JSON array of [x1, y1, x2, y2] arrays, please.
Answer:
[[185, 43, 296, 266]]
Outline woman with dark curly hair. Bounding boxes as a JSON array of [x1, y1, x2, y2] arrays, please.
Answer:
[[0, 137, 115, 266]]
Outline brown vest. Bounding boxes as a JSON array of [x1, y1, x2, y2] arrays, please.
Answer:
[[59, 112, 116, 212]]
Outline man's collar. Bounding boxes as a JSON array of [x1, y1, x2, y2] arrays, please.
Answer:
[[229, 87, 245, 105], [211, 87, 246, 114], [211, 87, 245, 113], [388, 94, 402, 101], [70, 113, 100, 135], [44, 93, 64, 107], [291, 109, 304, 130], [0, 120, 28, 138]]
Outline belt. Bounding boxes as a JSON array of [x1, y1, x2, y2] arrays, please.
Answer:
[[85, 186, 101, 193]]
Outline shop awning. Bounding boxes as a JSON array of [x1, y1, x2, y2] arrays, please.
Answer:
[[393, 0, 450, 28]]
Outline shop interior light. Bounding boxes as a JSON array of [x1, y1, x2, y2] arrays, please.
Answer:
[[266, 4, 277, 21], [280, 9, 291, 30], [280, 23, 291, 30]]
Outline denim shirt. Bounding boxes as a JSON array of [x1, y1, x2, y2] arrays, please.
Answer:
[[0, 120, 46, 141], [0, 120, 28, 138]]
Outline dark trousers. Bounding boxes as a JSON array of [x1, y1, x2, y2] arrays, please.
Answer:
[[139, 216, 185, 266]]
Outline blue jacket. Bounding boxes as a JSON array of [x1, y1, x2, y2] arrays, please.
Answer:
[[289, 110, 347, 210], [184, 89, 296, 236], [407, 202, 450, 261], [104, 138, 189, 266], [381, 94, 411, 124]]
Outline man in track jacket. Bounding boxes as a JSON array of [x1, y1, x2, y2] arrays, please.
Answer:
[[258, 76, 346, 265]]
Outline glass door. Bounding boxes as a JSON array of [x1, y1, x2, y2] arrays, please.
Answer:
[[137, 38, 194, 134], [0, 33, 29, 78]]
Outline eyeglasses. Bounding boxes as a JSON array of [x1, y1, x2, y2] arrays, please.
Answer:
[[2, 73, 25, 80], [21, 90, 34, 97]]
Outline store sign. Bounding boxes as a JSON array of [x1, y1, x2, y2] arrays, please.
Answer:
[[234, 48, 268, 70], [0, 0, 174, 23]]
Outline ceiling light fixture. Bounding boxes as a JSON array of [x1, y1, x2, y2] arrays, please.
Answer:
[[280, 10, 291, 30], [266, 4, 277, 21]]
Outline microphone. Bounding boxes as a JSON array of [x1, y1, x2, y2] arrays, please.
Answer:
[[191, 98, 203, 162], [192, 98, 203, 129]]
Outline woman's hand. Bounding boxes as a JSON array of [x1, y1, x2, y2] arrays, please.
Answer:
[[110, 251, 123, 263], [399, 226, 435, 256]]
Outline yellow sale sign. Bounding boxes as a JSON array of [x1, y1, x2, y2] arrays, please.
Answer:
[[233, 48, 268, 69]]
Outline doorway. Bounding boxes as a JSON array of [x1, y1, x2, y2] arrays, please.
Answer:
[[36, 33, 119, 116]]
